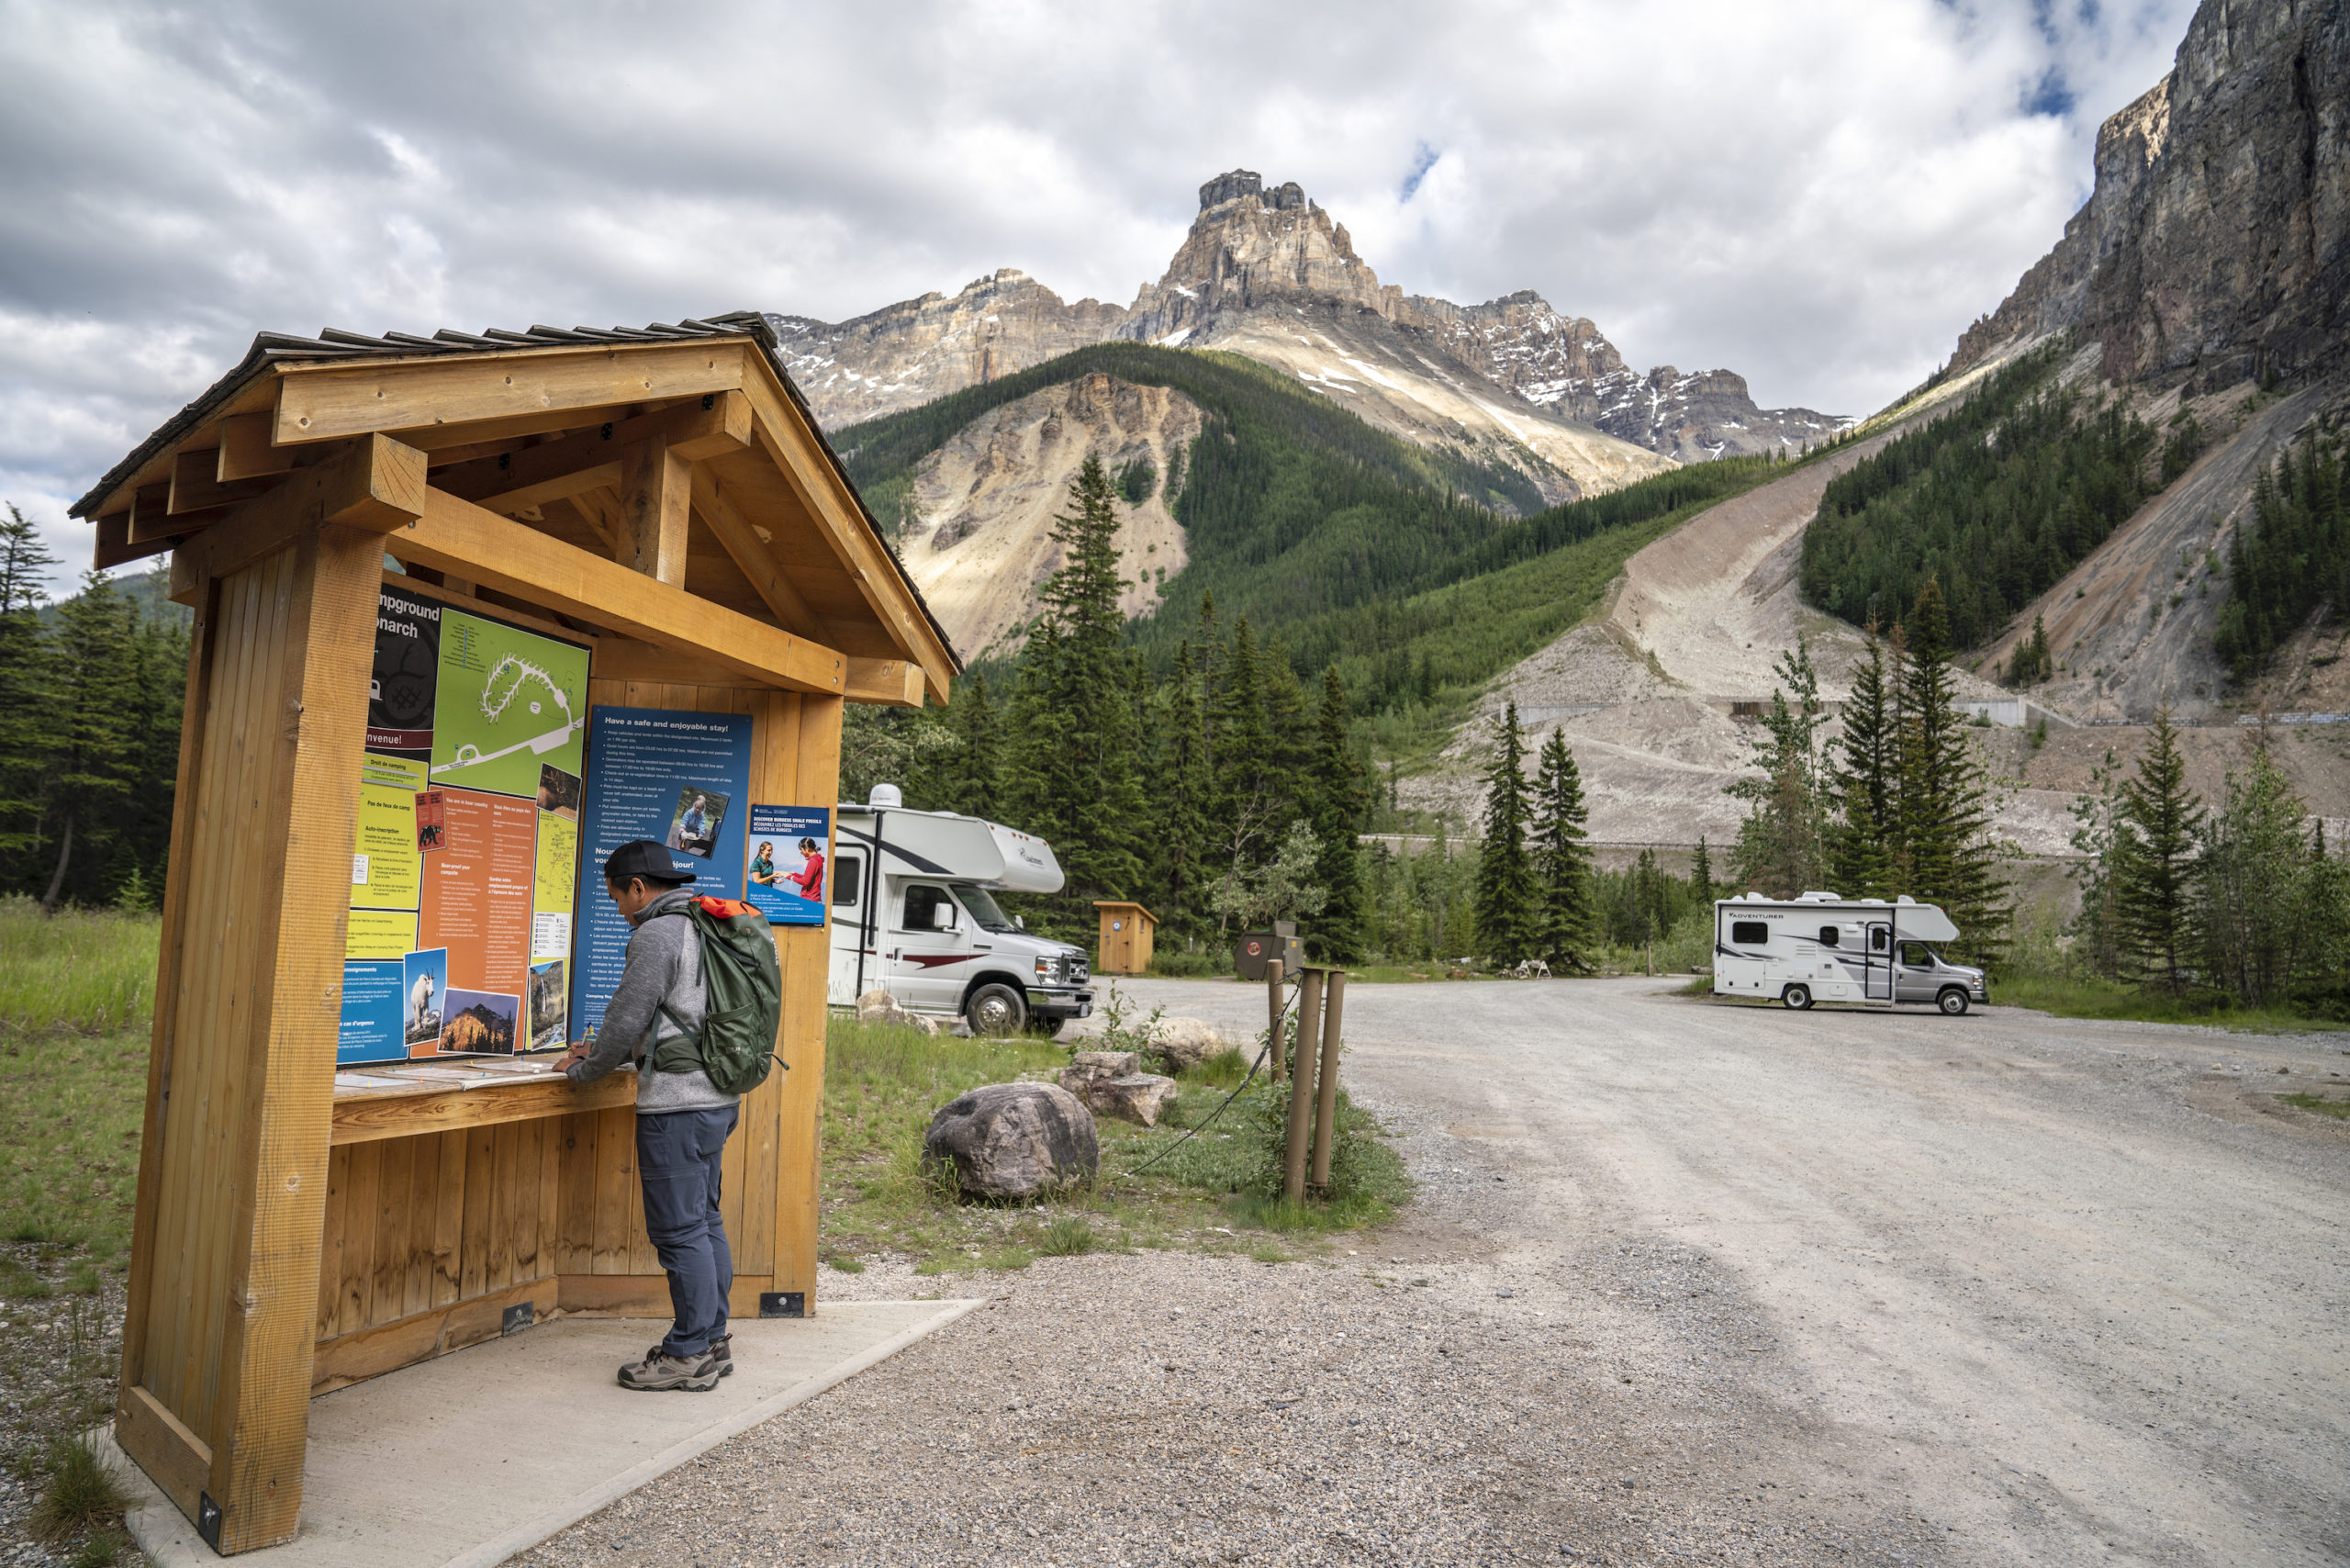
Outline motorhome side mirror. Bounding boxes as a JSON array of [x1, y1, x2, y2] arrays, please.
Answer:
[[933, 905, 957, 931], [1013, 916, 1024, 930]]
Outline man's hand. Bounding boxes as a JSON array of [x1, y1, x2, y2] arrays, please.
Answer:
[[550, 1039, 590, 1074]]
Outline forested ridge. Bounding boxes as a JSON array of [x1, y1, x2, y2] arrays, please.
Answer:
[[2213, 428, 2346, 678], [1800, 341, 2157, 648]]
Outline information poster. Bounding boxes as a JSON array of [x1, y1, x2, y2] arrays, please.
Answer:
[[570, 706, 753, 1037], [339, 586, 590, 1063], [744, 805, 831, 926]]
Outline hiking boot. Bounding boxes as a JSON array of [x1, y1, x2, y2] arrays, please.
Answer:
[[645, 1334, 733, 1378], [617, 1348, 721, 1392]]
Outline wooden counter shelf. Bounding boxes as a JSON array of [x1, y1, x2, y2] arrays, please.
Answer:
[[330, 1068, 636, 1146]]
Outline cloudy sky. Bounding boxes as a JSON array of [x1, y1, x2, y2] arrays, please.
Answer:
[[3, 0, 2198, 594]]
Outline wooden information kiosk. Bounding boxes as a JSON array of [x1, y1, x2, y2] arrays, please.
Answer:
[[69, 315, 957, 1554]]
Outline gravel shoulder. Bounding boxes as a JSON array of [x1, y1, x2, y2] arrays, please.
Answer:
[[522, 978, 2348, 1567]]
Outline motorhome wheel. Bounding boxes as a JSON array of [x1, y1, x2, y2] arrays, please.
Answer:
[[1937, 987, 1970, 1016], [1781, 983, 1812, 1011], [966, 982, 1027, 1036]]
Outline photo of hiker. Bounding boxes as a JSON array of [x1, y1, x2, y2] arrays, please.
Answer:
[[748, 840, 778, 886], [536, 764, 582, 822], [665, 787, 729, 859], [786, 836, 825, 902], [402, 947, 449, 1047]]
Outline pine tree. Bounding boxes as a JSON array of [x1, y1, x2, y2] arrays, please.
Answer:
[[1728, 637, 1829, 898], [0, 506, 59, 885], [2109, 704, 2202, 989], [38, 571, 138, 911], [1689, 834, 1715, 909], [1896, 580, 2008, 960], [1472, 702, 1537, 966], [1003, 455, 1147, 933], [1305, 666, 1368, 961], [1149, 642, 1216, 936], [1829, 621, 1898, 898], [2196, 745, 2309, 1006], [1530, 728, 1598, 971]]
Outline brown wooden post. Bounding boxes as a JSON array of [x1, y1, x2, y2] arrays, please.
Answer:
[[770, 692, 842, 1311], [117, 519, 387, 1552], [1284, 969, 1323, 1204], [1309, 970, 1347, 1189], [1263, 958, 1285, 1081]]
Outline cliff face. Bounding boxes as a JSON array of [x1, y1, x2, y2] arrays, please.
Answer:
[[1949, 0, 2347, 391], [770, 169, 1842, 484]]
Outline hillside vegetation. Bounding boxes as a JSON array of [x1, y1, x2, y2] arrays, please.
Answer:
[[2214, 429, 2346, 678], [1800, 341, 2158, 648]]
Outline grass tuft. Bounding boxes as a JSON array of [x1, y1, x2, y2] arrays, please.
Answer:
[[2279, 1092, 2350, 1120], [1037, 1215, 1096, 1256], [28, 1439, 128, 1543]]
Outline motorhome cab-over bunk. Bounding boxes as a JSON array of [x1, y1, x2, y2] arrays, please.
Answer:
[[1712, 892, 1987, 1014]]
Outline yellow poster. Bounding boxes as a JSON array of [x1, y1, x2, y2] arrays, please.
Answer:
[[345, 908, 419, 960], [532, 811, 577, 961], [352, 755, 428, 912]]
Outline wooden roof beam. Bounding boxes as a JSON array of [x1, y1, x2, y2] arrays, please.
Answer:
[[166, 435, 428, 604], [274, 341, 749, 446], [389, 486, 845, 696], [843, 658, 926, 708], [690, 465, 830, 641], [434, 392, 754, 516]]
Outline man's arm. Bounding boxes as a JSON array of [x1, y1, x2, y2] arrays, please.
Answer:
[[566, 918, 680, 1083]]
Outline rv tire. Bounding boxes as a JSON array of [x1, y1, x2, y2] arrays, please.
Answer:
[[965, 982, 1027, 1036], [1937, 987, 1970, 1016], [1781, 983, 1812, 1011]]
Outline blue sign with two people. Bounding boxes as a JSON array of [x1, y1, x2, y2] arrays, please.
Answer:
[[744, 804, 831, 926]]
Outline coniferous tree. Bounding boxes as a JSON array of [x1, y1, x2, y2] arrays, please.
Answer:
[[2195, 745, 2311, 1006], [1896, 580, 2008, 960], [1729, 638, 1829, 898], [1530, 728, 1597, 971], [1829, 621, 1899, 899], [0, 507, 59, 885], [1003, 455, 1147, 933], [2109, 704, 2202, 989], [1689, 834, 1715, 909], [1472, 702, 1536, 965], [1306, 666, 1368, 960], [1149, 643, 1216, 937], [38, 572, 138, 911]]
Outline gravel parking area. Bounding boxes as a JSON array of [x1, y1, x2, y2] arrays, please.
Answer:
[[520, 978, 2348, 1566]]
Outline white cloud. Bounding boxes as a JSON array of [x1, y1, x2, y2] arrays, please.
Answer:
[[0, 0, 2198, 595]]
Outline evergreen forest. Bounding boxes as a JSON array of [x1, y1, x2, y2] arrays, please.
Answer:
[[1800, 341, 2157, 648], [2212, 429, 2346, 678]]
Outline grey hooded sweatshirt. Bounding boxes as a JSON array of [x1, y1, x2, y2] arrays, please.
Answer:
[[565, 885, 738, 1114]]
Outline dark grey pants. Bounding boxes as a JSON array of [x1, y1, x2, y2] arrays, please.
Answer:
[[635, 1104, 737, 1358]]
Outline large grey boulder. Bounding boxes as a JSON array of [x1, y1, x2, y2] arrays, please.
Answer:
[[923, 1083, 1099, 1201], [1144, 1016, 1233, 1073]]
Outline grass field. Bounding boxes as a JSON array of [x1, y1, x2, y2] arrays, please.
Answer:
[[1990, 972, 2350, 1035], [0, 902, 1408, 1295]]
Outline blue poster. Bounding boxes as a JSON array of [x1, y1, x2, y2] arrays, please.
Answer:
[[571, 706, 753, 1037], [337, 959, 406, 1064], [744, 805, 831, 926]]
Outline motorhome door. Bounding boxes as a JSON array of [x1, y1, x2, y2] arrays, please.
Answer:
[[1864, 922, 1893, 1001]]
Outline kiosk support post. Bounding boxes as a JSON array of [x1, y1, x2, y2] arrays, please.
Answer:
[[768, 691, 842, 1312], [117, 521, 389, 1553]]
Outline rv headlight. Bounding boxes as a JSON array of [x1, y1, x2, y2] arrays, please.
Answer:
[[1035, 957, 1052, 979]]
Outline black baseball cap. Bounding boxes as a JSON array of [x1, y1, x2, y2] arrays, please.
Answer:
[[602, 839, 698, 885]]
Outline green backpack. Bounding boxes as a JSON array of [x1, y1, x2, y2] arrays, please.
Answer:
[[646, 896, 786, 1094]]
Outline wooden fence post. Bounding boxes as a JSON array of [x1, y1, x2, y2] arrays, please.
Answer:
[[1264, 958, 1285, 1082], [1284, 969, 1323, 1204], [1310, 970, 1347, 1189]]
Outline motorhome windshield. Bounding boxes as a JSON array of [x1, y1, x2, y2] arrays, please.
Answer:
[[953, 885, 1017, 932]]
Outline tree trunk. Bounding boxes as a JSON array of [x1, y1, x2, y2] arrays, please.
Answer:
[[40, 812, 73, 914]]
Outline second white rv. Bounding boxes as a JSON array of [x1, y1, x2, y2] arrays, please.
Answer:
[[1712, 891, 1986, 1014]]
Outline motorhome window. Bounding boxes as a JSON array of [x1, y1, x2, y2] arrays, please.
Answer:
[[1729, 921, 1770, 945], [1870, 927, 1888, 950], [1818, 925, 1840, 946], [1900, 943, 1935, 967], [833, 855, 862, 908], [954, 884, 1016, 933], [902, 884, 956, 932]]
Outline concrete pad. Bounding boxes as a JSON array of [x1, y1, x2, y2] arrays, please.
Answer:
[[105, 1298, 981, 1568]]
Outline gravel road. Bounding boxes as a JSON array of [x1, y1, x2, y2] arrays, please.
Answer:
[[520, 980, 2349, 1567]]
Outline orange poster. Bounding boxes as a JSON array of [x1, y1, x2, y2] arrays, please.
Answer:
[[415, 787, 537, 1053]]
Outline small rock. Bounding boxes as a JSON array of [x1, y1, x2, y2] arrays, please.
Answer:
[[1060, 1049, 1142, 1085], [923, 1082, 1099, 1200], [856, 989, 940, 1034], [1080, 1072, 1181, 1127]]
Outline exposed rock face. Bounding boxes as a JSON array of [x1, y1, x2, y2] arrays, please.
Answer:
[[771, 269, 1128, 431], [1949, 0, 2348, 392], [923, 1082, 1099, 1201], [767, 170, 1840, 485], [896, 371, 1198, 657]]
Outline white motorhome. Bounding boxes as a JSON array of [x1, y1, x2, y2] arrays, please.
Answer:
[[1711, 891, 1987, 1014], [828, 786, 1095, 1035]]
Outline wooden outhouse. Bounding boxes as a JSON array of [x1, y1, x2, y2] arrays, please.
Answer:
[[1092, 901, 1158, 976], [69, 314, 957, 1553]]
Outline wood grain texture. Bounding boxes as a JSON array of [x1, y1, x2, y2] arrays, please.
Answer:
[[274, 342, 746, 445], [620, 436, 690, 584], [328, 1071, 632, 1144], [165, 436, 426, 604], [772, 693, 843, 1305]]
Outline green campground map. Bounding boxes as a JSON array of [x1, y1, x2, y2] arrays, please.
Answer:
[[429, 608, 589, 799]]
